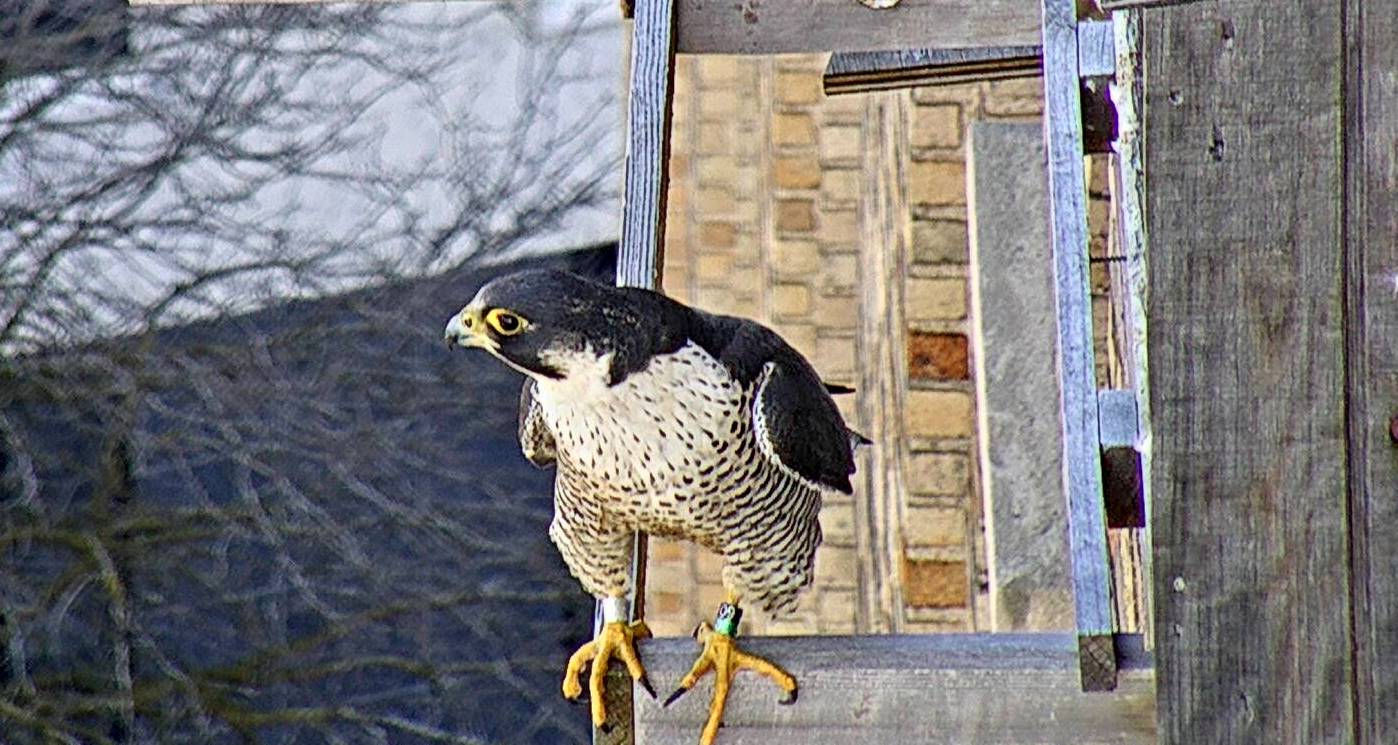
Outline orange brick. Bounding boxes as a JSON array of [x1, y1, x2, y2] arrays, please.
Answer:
[[907, 332, 969, 380], [903, 558, 969, 608]]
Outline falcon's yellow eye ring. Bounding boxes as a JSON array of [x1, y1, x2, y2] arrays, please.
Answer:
[[485, 308, 527, 336]]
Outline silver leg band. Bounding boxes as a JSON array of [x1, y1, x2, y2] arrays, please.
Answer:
[[600, 596, 629, 625]]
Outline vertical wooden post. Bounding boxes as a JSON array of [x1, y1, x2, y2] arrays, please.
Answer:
[[1145, 2, 1354, 742], [597, 1, 675, 743], [1343, 0, 1398, 740], [1040, 0, 1116, 691]]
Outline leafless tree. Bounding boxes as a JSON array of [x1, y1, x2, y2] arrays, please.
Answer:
[[1, 2, 618, 742]]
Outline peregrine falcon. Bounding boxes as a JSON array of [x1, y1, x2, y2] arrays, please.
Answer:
[[444, 269, 861, 744]]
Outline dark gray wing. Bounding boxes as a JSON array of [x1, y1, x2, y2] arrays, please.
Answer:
[[687, 310, 856, 494], [518, 380, 556, 468], [753, 359, 857, 494]]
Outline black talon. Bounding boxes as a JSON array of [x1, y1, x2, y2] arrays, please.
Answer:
[[598, 722, 613, 735], [638, 674, 657, 700], [778, 686, 798, 706], [663, 685, 691, 707]]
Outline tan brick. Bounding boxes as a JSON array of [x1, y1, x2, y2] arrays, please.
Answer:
[[776, 199, 816, 232], [771, 283, 812, 318], [696, 582, 727, 615], [820, 126, 862, 163], [696, 155, 736, 186], [651, 539, 686, 562], [699, 88, 740, 119], [697, 122, 731, 152], [774, 154, 821, 190], [699, 221, 738, 249], [695, 187, 736, 214], [772, 239, 822, 276], [905, 505, 968, 548], [774, 113, 816, 147], [905, 276, 966, 321], [774, 323, 818, 358], [814, 335, 855, 378], [904, 390, 974, 438], [982, 77, 1044, 116], [813, 293, 858, 330], [903, 557, 969, 608], [653, 590, 686, 616], [820, 253, 859, 294], [821, 208, 859, 244], [697, 56, 743, 86], [907, 452, 971, 496], [814, 545, 858, 589], [911, 219, 968, 265], [909, 160, 966, 206], [819, 502, 856, 546], [695, 285, 738, 312], [776, 69, 823, 105], [695, 252, 736, 282], [818, 590, 858, 630], [695, 547, 724, 578], [911, 104, 962, 149], [821, 168, 861, 206], [907, 331, 969, 381], [819, 92, 866, 123]]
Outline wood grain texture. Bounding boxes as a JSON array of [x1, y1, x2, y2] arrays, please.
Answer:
[[1041, 0, 1116, 687], [633, 634, 1156, 744], [675, 0, 1041, 54], [1344, 0, 1398, 740], [1144, 2, 1353, 742]]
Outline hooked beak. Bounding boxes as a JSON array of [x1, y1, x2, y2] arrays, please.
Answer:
[[444, 307, 492, 350]]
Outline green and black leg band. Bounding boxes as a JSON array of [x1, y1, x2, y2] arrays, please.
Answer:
[[714, 602, 742, 637]]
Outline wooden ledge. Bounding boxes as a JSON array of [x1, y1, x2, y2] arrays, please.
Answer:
[[630, 633, 1156, 744]]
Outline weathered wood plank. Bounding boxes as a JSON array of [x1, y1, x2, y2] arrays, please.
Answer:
[[1345, 0, 1398, 740], [633, 634, 1155, 744], [824, 46, 1042, 95], [675, 0, 1040, 55], [616, 0, 674, 291], [1144, 2, 1353, 742], [1041, 0, 1116, 690], [967, 120, 1074, 633]]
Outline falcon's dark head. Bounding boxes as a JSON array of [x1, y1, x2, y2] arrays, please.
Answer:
[[444, 269, 687, 385]]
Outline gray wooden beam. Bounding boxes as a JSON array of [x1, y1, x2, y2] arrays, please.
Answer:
[[967, 120, 1074, 633], [1145, 1, 1353, 742], [1345, 2, 1398, 739], [633, 634, 1155, 744], [1041, 0, 1116, 691], [675, 0, 1040, 55]]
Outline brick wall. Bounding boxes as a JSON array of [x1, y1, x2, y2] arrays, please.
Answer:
[[647, 55, 1079, 639]]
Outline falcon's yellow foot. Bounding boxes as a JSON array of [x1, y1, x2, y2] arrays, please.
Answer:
[[562, 619, 655, 728], [663, 604, 798, 745]]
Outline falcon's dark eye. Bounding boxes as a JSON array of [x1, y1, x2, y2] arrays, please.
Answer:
[[486, 309, 526, 336]]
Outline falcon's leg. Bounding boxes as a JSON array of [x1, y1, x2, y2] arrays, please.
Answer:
[[561, 595, 656, 728], [663, 591, 797, 745]]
